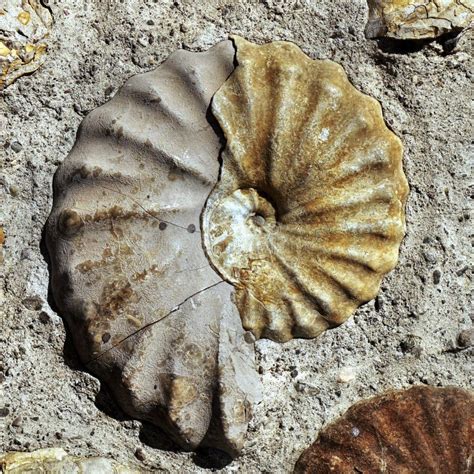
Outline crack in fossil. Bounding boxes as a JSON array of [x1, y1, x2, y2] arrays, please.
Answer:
[[86, 279, 225, 365], [98, 182, 202, 234]]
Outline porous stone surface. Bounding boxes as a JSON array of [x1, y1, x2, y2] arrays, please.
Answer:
[[0, 1, 472, 472]]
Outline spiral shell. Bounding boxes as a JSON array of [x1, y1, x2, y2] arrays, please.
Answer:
[[295, 386, 474, 473], [203, 36, 409, 342], [45, 41, 260, 455]]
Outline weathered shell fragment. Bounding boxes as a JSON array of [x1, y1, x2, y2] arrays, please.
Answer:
[[45, 41, 260, 456], [203, 36, 408, 342], [294, 386, 474, 473], [0, 448, 138, 473], [365, 0, 474, 40], [0, 0, 52, 89]]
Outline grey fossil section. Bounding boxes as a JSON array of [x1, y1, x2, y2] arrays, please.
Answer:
[[45, 40, 260, 455]]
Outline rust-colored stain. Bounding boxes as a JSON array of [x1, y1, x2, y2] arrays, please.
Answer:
[[294, 386, 474, 473], [203, 36, 409, 342], [365, 0, 474, 40], [0, 227, 5, 246]]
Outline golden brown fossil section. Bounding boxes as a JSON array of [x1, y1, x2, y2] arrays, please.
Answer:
[[0, 448, 138, 473], [45, 40, 260, 456], [294, 386, 474, 473], [0, 0, 52, 89], [365, 0, 474, 40], [203, 36, 408, 342]]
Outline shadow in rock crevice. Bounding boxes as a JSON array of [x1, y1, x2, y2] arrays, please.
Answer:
[[373, 29, 466, 55], [192, 447, 233, 471]]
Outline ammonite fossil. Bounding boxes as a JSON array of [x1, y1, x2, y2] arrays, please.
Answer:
[[45, 40, 260, 455], [203, 36, 408, 342], [365, 0, 474, 40], [46, 37, 407, 452], [294, 386, 474, 473]]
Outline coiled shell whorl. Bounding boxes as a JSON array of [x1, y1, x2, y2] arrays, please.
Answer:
[[203, 36, 409, 342], [294, 386, 474, 473], [45, 40, 260, 455]]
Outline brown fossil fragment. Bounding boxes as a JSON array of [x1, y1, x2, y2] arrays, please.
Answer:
[[203, 36, 409, 342], [45, 41, 260, 456], [365, 0, 474, 40], [294, 386, 474, 473], [0, 0, 52, 89]]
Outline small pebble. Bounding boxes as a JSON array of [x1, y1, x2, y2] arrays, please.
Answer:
[[294, 382, 305, 393], [38, 312, 50, 324], [400, 335, 422, 356], [187, 223, 196, 233], [457, 328, 474, 348], [10, 141, 23, 153], [423, 250, 437, 264], [134, 447, 146, 461], [11, 416, 23, 427], [159, 222, 167, 231], [22, 297, 43, 310], [351, 427, 360, 437], [337, 367, 356, 383]]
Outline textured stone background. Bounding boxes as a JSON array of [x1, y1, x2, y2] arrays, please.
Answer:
[[1, 1, 472, 472]]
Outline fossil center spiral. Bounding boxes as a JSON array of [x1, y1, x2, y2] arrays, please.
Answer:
[[204, 188, 276, 284]]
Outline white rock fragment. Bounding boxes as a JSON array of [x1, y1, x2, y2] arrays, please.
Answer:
[[337, 366, 357, 383], [0, 0, 52, 89]]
